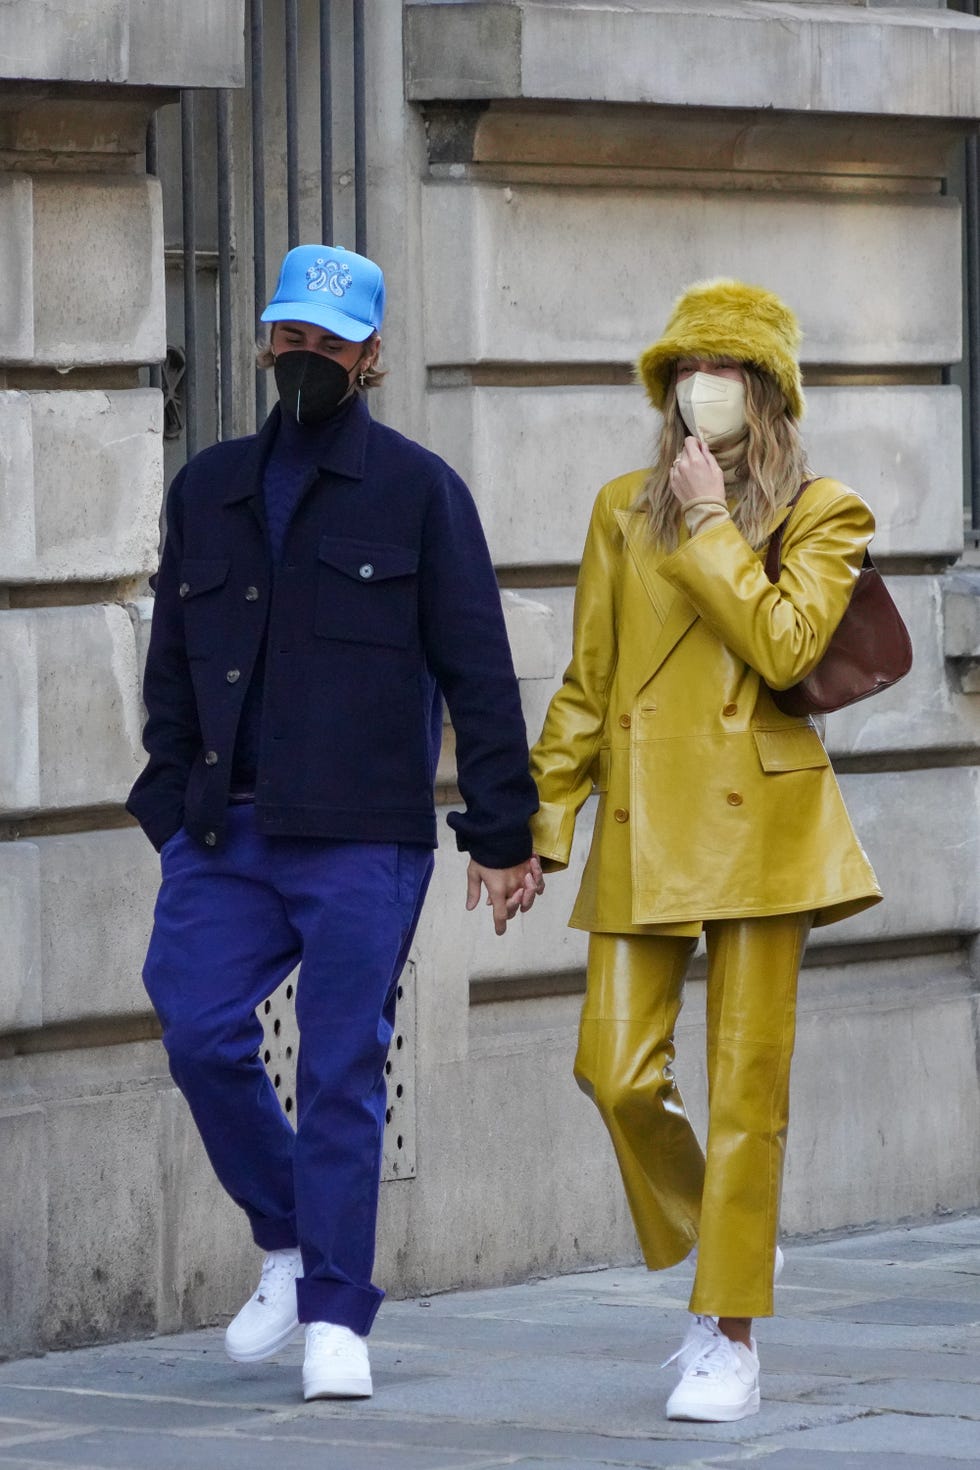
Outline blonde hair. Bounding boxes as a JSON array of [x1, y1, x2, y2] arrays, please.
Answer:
[[255, 328, 387, 390], [639, 365, 810, 552]]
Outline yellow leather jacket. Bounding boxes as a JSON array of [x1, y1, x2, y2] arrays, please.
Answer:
[[529, 472, 883, 933]]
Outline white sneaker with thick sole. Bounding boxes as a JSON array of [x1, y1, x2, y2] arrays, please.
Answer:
[[224, 1247, 303, 1363], [303, 1321, 373, 1400], [666, 1333, 761, 1422]]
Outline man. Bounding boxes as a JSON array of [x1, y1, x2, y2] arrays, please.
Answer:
[[127, 244, 541, 1401]]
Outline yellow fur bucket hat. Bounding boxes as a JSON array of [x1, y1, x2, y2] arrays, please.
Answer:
[[637, 279, 805, 420]]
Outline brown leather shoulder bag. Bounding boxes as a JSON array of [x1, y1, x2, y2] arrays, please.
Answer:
[[763, 482, 913, 717]]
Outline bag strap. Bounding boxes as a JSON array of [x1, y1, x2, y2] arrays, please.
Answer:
[[764, 479, 814, 583]]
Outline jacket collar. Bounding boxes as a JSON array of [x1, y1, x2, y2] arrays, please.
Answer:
[[222, 395, 371, 507]]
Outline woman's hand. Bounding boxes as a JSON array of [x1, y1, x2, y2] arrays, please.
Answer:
[[465, 855, 546, 936], [668, 436, 725, 509]]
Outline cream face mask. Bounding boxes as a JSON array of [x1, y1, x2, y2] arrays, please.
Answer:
[[675, 371, 747, 444]]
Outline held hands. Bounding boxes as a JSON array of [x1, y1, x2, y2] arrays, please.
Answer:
[[668, 436, 725, 509], [466, 855, 546, 937]]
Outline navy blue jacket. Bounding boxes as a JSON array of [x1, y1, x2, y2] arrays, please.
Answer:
[[126, 397, 537, 867]]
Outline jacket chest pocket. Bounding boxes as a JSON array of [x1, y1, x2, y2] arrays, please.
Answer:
[[315, 536, 419, 649], [179, 558, 230, 658]]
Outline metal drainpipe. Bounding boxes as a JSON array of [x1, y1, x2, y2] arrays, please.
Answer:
[[251, 0, 268, 426], [180, 91, 199, 459], [320, 0, 333, 244], [216, 89, 234, 440], [352, 0, 367, 254], [964, 0, 980, 537]]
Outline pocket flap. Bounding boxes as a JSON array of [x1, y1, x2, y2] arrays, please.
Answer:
[[318, 536, 418, 583], [591, 746, 611, 792], [753, 727, 829, 773], [179, 558, 230, 598]]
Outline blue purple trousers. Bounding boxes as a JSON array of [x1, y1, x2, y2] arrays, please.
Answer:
[[142, 804, 433, 1335]]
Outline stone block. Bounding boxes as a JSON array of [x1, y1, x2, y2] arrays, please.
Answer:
[[422, 183, 960, 368], [501, 590, 555, 680], [803, 386, 963, 559], [0, 1107, 47, 1359], [428, 384, 962, 567], [521, 580, 980, 761], [157, 1089, 255, 1334], [38, 828, 159, 1026], [128, 596, 155, 686], [0, 390, 163, 583], [943, 570, 980, 658], [786, 953, 980, 1232], [825, 575, 979, 757], [0, 605, 145, 818], [0, 1, 245, 89], [30, 175, 165, 366], [0, 842, 42, 1034], [830, 768, 980, 945], [43, 1090, 160, 1347], [0, 177, 33, 363], [405, 0, 980, 119]]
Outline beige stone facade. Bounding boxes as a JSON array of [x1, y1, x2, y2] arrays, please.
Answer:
[[1, 0, 979, 1358]]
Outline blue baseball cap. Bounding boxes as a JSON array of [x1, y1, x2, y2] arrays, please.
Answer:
[[261, 244, 385, 342]]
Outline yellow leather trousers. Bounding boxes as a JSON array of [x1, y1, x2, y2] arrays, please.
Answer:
[[576, 914, 810, 1318]]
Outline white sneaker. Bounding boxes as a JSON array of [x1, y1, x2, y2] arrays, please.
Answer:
[[302, 1321, 373, 1400], [224, 1247, 303, 1362], [666, 1333, 761, 1422]]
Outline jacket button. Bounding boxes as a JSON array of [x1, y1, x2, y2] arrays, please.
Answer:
[[727, 792, 743, 806], [245, 586, 259, 602], [204, 830, 217, 846], [619, 713, 631, 729], [178, 582, 190, 598], [204, 750, 219, 766], [614, 808, 629, 823], [723, 702, 738, 716], [225, 668, 241, 683], [359, 563, 374, 579]]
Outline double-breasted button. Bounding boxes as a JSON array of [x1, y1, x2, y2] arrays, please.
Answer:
[[204, 750, 219, 766], [727, 792, 743, 807], [178, 582, 190, 598], [245, 585, 259, 602], [722, 702, 738, 717], [358, 563, 374, 580], [225, 668, 241, 683], [204, 831, 217, 846], [619, 713, 632, 729], [613, 808, 629, 823]]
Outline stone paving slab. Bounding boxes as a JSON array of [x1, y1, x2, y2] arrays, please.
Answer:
[[0, 1215, 977, 1469]]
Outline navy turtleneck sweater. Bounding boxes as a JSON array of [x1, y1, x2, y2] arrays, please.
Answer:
[[231, 397, 357, 790]]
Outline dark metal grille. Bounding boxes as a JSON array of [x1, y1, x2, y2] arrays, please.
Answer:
[[148, 0, 368, 480]]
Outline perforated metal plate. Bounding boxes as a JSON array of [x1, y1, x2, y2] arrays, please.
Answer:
[[260, 960, 417, 1182]]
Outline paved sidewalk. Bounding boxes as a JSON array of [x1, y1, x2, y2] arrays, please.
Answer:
[[0, 1215, 977, 1470]]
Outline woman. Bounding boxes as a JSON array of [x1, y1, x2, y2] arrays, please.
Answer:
[[529, 279, 881, 1422]]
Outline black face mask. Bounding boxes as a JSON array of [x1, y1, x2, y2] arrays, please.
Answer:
[[273, 351, 353, 426]]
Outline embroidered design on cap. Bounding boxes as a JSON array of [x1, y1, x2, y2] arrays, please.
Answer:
[[306, 258, 353, 298]]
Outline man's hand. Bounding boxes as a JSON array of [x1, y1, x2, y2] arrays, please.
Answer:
[[465, 856, 545, 936]]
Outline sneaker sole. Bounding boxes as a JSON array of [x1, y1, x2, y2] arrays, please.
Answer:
[[303, 1374, 373, 1401], [225, 1318, 301, 1363], [667, 1388, 760, 1422]]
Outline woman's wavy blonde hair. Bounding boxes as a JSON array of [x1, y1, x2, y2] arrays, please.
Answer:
[[639, 364, 810, 552], [255, 328, 387, 390]]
